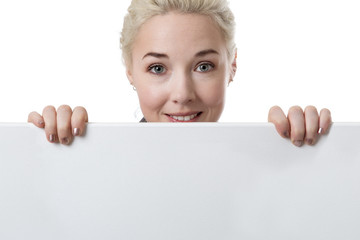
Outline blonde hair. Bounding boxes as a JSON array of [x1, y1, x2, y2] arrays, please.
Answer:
[[120, 0, 236, 66]]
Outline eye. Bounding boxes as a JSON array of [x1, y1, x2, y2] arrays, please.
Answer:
[[149, 64, 166, 74], [195, 63, 214, 72]]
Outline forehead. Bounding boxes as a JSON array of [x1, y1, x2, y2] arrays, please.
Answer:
[[132, 12, 227, 58]]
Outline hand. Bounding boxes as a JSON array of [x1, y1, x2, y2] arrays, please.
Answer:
[[268, 105, 332, 147], [28, 105, 88, 145]]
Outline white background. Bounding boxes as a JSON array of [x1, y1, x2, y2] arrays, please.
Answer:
[[0, 0, 359, 123]]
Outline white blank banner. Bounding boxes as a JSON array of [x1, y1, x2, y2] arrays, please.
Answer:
[[0, 123, 360, 240]]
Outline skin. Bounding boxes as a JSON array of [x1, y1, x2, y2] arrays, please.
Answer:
[[28, 12, 332, 146], [28, 105, 88, 144], [268, 105, 331, 146], [127, 13, 234, 122]]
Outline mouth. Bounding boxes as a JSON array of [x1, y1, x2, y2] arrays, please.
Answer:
[[165, 112, 202, 122]]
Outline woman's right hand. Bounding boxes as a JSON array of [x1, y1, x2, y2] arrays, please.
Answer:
[[28, 105, 88, 145]]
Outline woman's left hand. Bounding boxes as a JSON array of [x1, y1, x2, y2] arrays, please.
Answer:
[[268, 106, 332, 147]]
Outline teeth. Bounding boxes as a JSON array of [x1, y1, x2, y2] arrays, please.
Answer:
[[171, 113, 198, 121]]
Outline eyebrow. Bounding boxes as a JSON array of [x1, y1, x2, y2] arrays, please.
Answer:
[[142, 52, 169, 59], [142, 49, 219, 60], [195, 49, 219, 57]]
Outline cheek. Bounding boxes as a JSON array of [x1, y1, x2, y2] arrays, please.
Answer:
[[197, 76, 227, 107], [136, 82, 168, 116]]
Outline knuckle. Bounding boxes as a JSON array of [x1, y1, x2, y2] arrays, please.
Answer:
[[73, 106, 86, 111], [43, 105, 56, 113], [269, 105, 281, 113], [73, 106, 88, 122], [28, 111, 37, 120], [74, 106, 88, 116], [320, 108, 331, 116], [305, 105, 317, 113], [320, 109, 332, 126], [57, 105, 72, 113], [28, 111, 37, 116], [289, 105, 303, 114], [268, 106, 285, 122]]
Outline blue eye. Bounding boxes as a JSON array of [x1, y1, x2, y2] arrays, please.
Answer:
[[196, 63, 214, 72], [149, 65, 166, 74]]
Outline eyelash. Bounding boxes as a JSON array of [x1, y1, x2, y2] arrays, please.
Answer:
[[195, 62, 215, 72], [148, 64, 166, 75], [148, 62, 215, 75]]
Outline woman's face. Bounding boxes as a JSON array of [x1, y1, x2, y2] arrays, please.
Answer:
[[127, 12, 236, 122]]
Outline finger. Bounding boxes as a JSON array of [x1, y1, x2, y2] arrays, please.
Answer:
[[57, 105, 73, 145], [319, 108, 332, 134], [288, 106, 305, 147], [71, 106, 88, 136], [304, 106, 319, 145], [42, 106, 58, 143], [28, 111, 45, 128], [268, 106, 290, 138]]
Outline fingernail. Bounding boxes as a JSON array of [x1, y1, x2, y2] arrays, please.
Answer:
[[306, 138, 313, 145], [61, 137, 69, 145], [38, 121, 44, 126], [49, 134, 56, 142], [284, 131, 290, 138], [293, 140, 303, 147], [73, 128, 80, 136], [318, 128, 323, 134]]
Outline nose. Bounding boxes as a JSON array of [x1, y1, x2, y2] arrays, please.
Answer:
[[170, 71, 196, 104]]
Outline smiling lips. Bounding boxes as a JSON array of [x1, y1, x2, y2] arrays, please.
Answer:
[[166, 112, 202, 122]]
